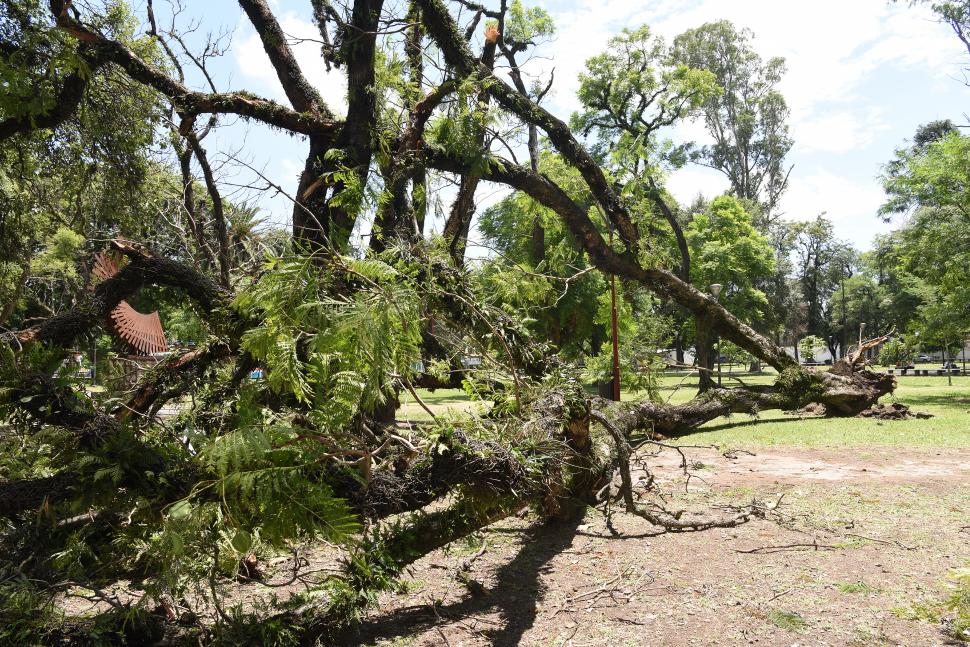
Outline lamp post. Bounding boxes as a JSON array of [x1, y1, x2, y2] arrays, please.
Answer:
[[710, 283, 723, 387], [608, 222, 621, 402]]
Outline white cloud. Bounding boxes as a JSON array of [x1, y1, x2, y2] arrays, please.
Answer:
[[793, 108, 891, 154], [778, 169, 892, 243], [665, 165, 729, 206], [537, 0, 963, 119], [233, 13, 347, 116], [527, 0, 969, 141]]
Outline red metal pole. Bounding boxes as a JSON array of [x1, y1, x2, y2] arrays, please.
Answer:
[[609, 228, 621, 401]]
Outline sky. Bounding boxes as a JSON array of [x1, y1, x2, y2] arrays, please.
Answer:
[[167, 0, 970, 251]]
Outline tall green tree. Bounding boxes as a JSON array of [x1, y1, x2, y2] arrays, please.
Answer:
[[686, 195, 775, 321], [790, 215, 857, 357], [671, 20, 793, 223], [685, 195, 774, 378], [572, 25, 718, 171], [879, 125, 970, 342], [880, 129, 970, 220]]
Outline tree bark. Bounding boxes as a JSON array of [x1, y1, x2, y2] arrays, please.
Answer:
[[694, 314, 715, 392], [441, 28, 498, 264], [604, 367, 895, 438]]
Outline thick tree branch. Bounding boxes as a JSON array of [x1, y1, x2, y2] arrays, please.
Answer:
[[48, 3, 337, 135], [237, 0, 330, 117], [416, 0, 639, 246], [0, 472, 78, 519], [441, 24, 498, 263], [175, 143, 218, 268], [646, 178, 690, 283], [424, 146, 798, 371], [7, 240, 227, 349], [116, 341, 235, 423], [371, 81, 454, 251], [0, 48, 103, 141]]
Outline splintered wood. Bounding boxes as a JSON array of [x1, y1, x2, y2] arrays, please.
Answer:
[[92, 251, 168, 355]]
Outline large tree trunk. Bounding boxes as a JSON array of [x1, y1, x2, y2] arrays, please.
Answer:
[[605, 366, 894, 438], [694, 315, 715, 391]]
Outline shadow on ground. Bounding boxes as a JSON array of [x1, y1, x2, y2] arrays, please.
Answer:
[[342, 515, 584, 646]]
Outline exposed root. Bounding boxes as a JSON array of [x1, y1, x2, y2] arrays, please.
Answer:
[[857, 403, 932, 420], [787, 402, 828, 417]]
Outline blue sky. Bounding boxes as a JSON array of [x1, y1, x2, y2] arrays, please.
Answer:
[[161, 0, 970, 250]]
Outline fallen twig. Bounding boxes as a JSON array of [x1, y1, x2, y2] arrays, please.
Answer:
[[735, 540, 838, 554], [843, 532, 917, 551]]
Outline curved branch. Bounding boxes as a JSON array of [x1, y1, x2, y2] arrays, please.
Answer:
[[116, 341, 235, 423], [0, 48, 104, 141], [237, 0, 331, 118], [646, 177, 690, 283], [7, 240, 227, 349], [48, 4, 337, 135], [416, 0, 639, 246], [423, 146, 797, 370]]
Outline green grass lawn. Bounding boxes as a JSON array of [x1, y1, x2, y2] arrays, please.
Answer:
[[398, 388, 491, 422], [401, 370, 970, 448], [664, 370, 970, 448]]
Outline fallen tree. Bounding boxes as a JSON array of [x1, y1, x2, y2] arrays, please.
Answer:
[[0, 0, 906, 643], [0, 238, 898, 644]]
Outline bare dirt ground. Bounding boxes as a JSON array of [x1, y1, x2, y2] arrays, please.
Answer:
[[340, 446, 970, 647]]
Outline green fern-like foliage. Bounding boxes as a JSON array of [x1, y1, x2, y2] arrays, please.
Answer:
[[235, 252, 422, 425], [194, 421, 359, 546]]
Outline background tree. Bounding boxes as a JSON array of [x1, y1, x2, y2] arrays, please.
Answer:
[[0, 1, 164, 326], [570, 23, 719, 383], [671, 20, 793, 224], [798, 334, 826, 363], [477, 154, 606, 356], [878, 125, 970, 349], [878, 338, 914, 367], [881, 129, 970, 220], [685, 195, 774, 385], [791, 215, 857, 357]]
